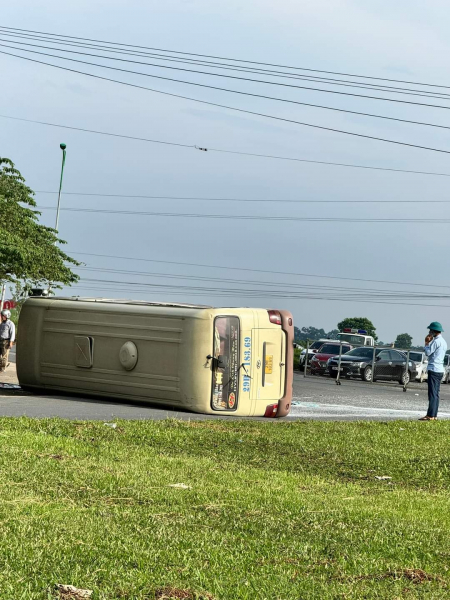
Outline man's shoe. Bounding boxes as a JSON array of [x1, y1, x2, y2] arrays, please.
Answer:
[[419, 416, 437, 420]]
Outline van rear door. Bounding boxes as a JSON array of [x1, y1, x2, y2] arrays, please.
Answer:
[[253, 328, 285, 402]]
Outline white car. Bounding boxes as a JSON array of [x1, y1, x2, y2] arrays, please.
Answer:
[[298, 339, 339, 369], [442, 354, 450, 384], [409, 351, 428, 383]]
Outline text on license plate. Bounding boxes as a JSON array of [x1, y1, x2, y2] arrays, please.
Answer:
[[265, 355, 273, 374]]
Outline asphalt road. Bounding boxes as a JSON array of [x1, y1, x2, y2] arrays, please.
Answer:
[[1, 368, 448, 421]]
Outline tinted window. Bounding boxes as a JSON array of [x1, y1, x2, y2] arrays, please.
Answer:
[[378, 351, 391, 360], [409, 352, 423, 362], [310, 341, 324, 350], [344, 347, 377, 359], [318, 344, 342, 354], [389, 350, 404, 361]]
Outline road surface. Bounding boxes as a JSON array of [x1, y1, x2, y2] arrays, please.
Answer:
[[0, 367, 446, 421]]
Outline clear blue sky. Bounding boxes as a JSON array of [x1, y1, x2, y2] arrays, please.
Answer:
[[2, 0, 450, 344]]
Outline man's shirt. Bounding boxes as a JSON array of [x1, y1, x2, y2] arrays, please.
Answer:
[[0, 319, 15, 343], [424, 334, 447, 373]]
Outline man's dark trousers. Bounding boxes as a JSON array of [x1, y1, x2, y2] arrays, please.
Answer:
[[427, 370, 442, 417]]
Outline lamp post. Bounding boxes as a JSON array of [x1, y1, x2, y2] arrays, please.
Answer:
[[55, 143, 67, 232]]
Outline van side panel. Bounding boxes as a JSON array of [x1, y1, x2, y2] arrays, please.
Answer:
[[38, 302, 184, 403]]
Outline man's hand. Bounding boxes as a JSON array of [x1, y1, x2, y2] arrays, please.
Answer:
[[425, 334, 434, 345]]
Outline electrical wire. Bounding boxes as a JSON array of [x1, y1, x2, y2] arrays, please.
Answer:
[[34, 190, 450, 204], [3, 50, 450, 156], [74, 265, 450, 298], [5, 39, 450, 131], [70, 250, 450, 291], [2, 24, 450, 91], [74, 277, 450, 308], [35, 205, 450, 223], [3, 113, 450, 178], [4, 41, 450, 112], [4, 35, 450, 102], [2, 30, 450, 100]]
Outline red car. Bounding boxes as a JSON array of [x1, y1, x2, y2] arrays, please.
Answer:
[[310, 342, 353, 375]]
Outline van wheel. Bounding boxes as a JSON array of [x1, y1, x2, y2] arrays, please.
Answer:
[[363, 366, 373, 382]]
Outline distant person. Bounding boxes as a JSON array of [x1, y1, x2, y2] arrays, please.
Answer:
[[0, 309, 15, 372], [420, 321, 447, 421]]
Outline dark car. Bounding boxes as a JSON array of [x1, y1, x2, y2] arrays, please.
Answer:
[[328, 347, 417, 384], [310, 343, 352, 375]]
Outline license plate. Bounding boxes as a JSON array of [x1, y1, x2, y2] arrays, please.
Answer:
[[332, 367, 343, 371], [265, 355, 273, 374]]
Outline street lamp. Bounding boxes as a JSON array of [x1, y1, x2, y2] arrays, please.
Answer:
[[55, 143, 67, 232]]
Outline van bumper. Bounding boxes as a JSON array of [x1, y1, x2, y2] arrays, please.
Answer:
[[276, 310, 294, 417]]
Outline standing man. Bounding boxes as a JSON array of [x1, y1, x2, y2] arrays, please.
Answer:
[[420, 321, 447, 421], [0, 309, 15, 373]]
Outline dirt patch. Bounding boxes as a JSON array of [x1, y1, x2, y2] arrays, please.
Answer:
[[342, 569, 445, 586], [154, 587, 215, 599]]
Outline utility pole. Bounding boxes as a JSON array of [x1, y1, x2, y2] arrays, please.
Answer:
[[55, 143, 67, 232], [0, 284, 5, 312]]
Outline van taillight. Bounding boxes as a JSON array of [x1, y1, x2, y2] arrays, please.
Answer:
[[267, 310, 282, 325], [264, 404, 278, 418]]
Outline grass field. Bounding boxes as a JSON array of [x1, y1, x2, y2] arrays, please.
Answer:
[[1, 417, 450, 599]]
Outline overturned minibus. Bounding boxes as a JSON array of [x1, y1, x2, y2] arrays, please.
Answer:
[[16, 297, 293, 417]]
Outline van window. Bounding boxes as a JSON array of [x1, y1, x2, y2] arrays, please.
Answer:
[[211, 316, 240, 411]]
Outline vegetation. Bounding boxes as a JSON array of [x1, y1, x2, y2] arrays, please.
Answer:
[[395, 333, 413, 349], [294, 325, 339, 342], [0, 157, 79, 290], [0, 417, 449, 599], [337, 317, 378, 341]]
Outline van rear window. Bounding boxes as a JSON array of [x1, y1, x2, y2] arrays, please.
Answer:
[[211, 316, 239, 411]]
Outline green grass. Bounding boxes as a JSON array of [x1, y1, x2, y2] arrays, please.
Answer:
[[0, 418, 450, 599]]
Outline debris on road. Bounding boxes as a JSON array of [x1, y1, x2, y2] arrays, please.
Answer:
[[375, 476, 392, 480]]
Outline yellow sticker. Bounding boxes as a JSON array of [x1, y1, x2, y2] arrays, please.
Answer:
[[265, 355, 273, 374]]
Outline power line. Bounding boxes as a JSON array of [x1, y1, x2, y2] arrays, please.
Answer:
[[37, 205, 450, 223], [3, 113, 450, 178], [4, 41, 450, 113], [70, 250, 450, 291], [74, 277, 450, 309], [6, 41, 450, 133], [75, 265, 450, 298], [2, 24, 450, 91], [4, 36, 450, 102], [3, 30, 450, 101], [34, 190, 450, 204], [3, 50, 450, 156]]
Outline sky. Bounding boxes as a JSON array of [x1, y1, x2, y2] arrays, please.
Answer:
[[2, 0, 450, 344]]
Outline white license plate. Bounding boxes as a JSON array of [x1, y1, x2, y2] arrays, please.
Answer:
[[332, 367, 343, 371]]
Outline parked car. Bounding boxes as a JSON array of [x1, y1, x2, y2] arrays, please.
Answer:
[[442, 354, 450, 384], [328, 347, 417, 384], [310, 343, 352, 375], [298, 339, 337, 369], [408, 351, 428, 382]]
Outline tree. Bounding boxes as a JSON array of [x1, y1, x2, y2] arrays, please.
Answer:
[[394, 333, 413, 349], [326, 329, 340, 339], [0, 157, 79, 289], [337, 317, 378, 341]]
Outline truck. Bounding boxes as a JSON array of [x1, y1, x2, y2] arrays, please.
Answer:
[[336, 328, 375, 348]]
